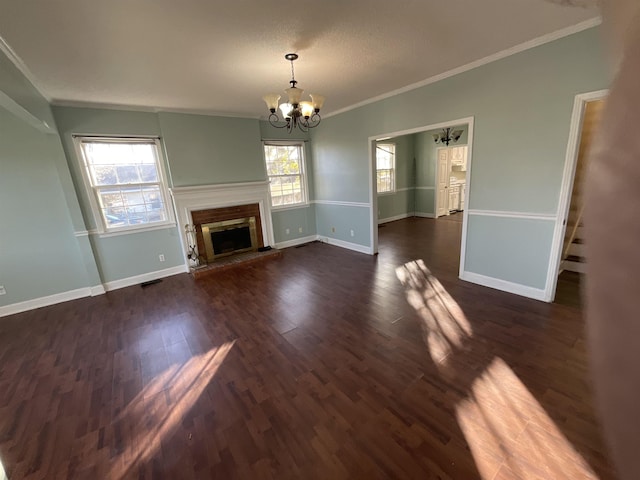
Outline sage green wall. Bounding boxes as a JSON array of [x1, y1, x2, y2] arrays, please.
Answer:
[[53, 106, 184, 284], [0, 107, 88, 306], [311, 27, 608, 289], [377, 134, 415, 221], [158, 112, 265, 187], [465, 215, 555, 289]]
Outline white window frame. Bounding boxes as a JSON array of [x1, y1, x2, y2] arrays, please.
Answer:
[[262, 141, 309, 210], [376, 143, 396, 194], [73, 135, 175, 235]]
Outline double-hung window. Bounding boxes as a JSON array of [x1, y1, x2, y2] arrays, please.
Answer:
[[75, 136, 173, 233], [263, 142, 308, 208], [376, 143, 396, 194]]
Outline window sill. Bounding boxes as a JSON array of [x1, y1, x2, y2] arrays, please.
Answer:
[[90, 222, 177, 238], [271, 203, 311, 212], [377, 191, 397, 196]]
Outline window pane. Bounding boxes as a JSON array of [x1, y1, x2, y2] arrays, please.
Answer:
[[269, 175, 302, 206], [116, 165, 140, 184], [376, 144, 395, 193], [90, 165, 118, 185], [80, 138, 170, 231], [264, 144, 305, 207], [139, 164, 158, 182]]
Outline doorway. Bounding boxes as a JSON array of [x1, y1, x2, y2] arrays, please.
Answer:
[[369, 117, 474, 278], [547, 90, 608, 303]]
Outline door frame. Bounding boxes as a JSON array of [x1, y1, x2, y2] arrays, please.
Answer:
[[368, 116, 475, 279], [544, 89, 608, 302], [435, 147, 450, 218]]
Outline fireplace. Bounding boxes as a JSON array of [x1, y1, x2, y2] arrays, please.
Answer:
[[190, 202, 265, 264], [170, 182, 275, 269], [201, 216, 258, 261]]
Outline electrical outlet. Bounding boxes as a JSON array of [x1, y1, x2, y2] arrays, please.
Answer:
[[350, 229, 355, 237], [331, 227, 336, 233], [298, 227, 303, 233], [159, 254, 165, 262], [285, 228, 290, 235], [0, 286, 5, 295]]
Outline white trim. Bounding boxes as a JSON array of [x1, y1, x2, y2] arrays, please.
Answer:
[[461, 271, 547, 302], [319, 236, 373, 255], [90, 222, 177, 238], [414, 186, 435, 190], [545, 88, 609, 302], [0, 34, 51, 102], [312, 199, 370, 208], [270, 203, 312, 213], [90, 285, 106, 296], [378, 213, 413, 224], [0, 90, 55, 133], [274, 235, 319, 249], [467, 209, 557, 221], [0, 265, 188, 318], [0, 287, 92, 318], [103, 265, 188, 292], [368, 116, 475, 273], [52, 99, 262, 120], [325, 18, 601, 119], [74, 230, 89, 237], [262, 140, 310, 210], [72, 136, 176, 235], [459, 121, 475, 278]]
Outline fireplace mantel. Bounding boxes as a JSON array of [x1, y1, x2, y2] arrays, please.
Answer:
[[170, 181, 274, 265]]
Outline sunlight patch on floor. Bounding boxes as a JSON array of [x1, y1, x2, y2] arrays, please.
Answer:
[[109, 341, 235, 479], [456, 357, 597, 479], [395, 259, 472, 368], [396, 260, 596, 479]]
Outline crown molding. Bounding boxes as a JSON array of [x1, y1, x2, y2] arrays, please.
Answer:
[[50, 99, 261, 120], [324, 17, 602, 119], [0, 34, 51, 102]]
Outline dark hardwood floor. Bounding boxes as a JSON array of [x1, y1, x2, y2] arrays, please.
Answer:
[[0, 217, 615, 479]]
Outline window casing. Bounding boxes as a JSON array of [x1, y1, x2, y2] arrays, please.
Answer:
[[263, 142, 308, 209], [74, 136, 174, 234], [376, 143, 396, 194]]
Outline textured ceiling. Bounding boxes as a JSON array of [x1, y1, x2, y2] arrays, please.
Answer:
[[0, 0, 599, 118]]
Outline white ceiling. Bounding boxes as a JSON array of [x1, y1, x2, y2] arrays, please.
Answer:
[[0, 0, 599, 118]]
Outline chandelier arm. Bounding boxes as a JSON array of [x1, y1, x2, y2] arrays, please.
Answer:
[[267, 112, 287, 129]]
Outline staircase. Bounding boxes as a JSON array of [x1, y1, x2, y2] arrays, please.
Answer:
[[562, 224, 586, 273]]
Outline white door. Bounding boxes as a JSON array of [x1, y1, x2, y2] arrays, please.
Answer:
[[436, 148, 450, 217]]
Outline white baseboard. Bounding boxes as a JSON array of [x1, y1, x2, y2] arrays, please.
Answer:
[[0, 287, 93, 318], [274, 235, 319, 249], [414, 212, 436, 218], [461, 271, 548, 302], [320, 236, 373, 254], [378, 213, 413, 225], [90, 285, 106, 296], [0, 264, 190, 318], [103, 265, 189, 292]]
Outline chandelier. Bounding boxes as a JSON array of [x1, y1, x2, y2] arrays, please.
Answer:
[[433, 127, 463, 146], [263, 53, 325, 133]]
